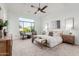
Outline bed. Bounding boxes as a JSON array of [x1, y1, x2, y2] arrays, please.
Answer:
[[32, 31, 63, 48]]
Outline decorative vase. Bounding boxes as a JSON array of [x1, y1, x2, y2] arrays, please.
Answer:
[[0, 30, 2, 38], [0, 28, 4, 39]]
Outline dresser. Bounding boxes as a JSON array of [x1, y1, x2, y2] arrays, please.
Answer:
[[0, 38, 12, 56], [62, 35, 75, 44]]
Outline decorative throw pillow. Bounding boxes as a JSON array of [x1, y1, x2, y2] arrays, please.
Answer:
[[39, 37, 42, 39], [48, 32, 53, 36]]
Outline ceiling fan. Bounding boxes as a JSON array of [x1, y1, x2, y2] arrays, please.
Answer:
[[31, 3, 48, 14]]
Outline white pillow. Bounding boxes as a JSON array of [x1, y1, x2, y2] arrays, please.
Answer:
[[53, 31, 63, 36], [53, 31, 59, 36]]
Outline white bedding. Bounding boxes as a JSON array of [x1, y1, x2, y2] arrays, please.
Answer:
[[47, 35, 62, 47], [34, 35, 63, 47]]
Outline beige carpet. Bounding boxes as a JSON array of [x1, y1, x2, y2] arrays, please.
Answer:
[[12, 39, 79, 56]]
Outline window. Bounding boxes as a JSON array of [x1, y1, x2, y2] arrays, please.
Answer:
[[19, 18, 35, 33]]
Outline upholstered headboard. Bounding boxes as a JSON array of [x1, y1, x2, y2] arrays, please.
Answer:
[[48, 30, 63, 36]]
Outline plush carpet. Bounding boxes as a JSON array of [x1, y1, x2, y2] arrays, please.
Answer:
[[12, 39, 79, 56]]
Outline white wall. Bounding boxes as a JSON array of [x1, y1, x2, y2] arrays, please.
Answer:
[[34, 18, 42, 34], [7, 13, 20, 40], [0, 4, 20, 40]]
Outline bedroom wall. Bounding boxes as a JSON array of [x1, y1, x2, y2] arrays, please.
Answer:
[[7, 13, 20, 40], [41, 4, 79, 45]]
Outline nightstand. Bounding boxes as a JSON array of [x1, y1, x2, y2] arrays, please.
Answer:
[[62, 35, 75, 44]]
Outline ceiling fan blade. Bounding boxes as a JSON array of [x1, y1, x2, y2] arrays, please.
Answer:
[[31, 5, 35, 7], [41, 5, 48, 10], [31, 5, 38, 8], [34, 9, 40, 14], [41, 10, 46, 13]]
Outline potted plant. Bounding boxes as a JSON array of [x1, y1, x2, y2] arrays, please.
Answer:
[[31, 28, 37, 35], [0, 19, 8, 38]]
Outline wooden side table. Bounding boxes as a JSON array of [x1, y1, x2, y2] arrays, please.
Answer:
[[62, 35, 75, 44]]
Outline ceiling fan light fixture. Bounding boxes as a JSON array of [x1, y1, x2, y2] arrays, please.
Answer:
[[31, 3, 48, 14]]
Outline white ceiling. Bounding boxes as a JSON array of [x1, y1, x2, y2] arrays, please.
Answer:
[[5, 3, 49, 19], [4, 3, 79, 20]]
